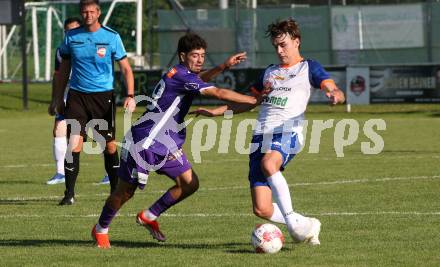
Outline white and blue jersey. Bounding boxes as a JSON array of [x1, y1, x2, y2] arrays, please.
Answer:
[[59, 25, 127, 93], [248, 59, 332, 186]]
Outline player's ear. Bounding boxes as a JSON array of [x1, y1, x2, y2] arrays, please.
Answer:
[[179, 52, 186, 63], [295, 38, 300, 48]]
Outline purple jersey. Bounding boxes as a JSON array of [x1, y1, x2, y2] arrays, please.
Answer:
[[130, 64, 214, 156]]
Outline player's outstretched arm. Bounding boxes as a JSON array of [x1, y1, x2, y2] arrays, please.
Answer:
[[190, 101, 257, 117], [201, 87, 257, 105], [189, 105, 228, 117], [118, 58, 136, 112], [199, 52, 247, 82], [53, 59, 71, 115], [321, 80, 345, 105]]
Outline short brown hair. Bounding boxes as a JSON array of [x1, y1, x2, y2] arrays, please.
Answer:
[[80, 0, 100, 10], [266, 18, 301, 41]]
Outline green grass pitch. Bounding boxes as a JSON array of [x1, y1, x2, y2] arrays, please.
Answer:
[[0, 83, 439, 266]]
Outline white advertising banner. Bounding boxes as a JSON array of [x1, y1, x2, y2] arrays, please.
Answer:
[[346, 67, 370, 105], [332, 4, 424, 50], [361, 4, 424, 49]]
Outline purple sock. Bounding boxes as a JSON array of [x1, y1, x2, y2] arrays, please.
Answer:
[[98, 203, 118, 228], [149, 191, 178, 217]]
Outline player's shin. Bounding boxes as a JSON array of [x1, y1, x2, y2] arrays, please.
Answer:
[[267, 171, 311, 241], [96, 203, 118, 233], [104, 151, 119, 194], [53, 137, 67, 175], [64, 152, 80, 197], [145, 191, 178, 220]]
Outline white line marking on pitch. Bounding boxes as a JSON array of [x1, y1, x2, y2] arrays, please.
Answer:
[[198, 175, 440, 192], [0, 163, 91, 168], [1, 174, 439, 202], [1, 211, 440, 219]]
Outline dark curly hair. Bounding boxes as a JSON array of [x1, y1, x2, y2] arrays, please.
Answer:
[[177, 32, 207, 62]]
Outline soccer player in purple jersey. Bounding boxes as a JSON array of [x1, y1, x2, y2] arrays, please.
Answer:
[[91, 33, 259, 248]]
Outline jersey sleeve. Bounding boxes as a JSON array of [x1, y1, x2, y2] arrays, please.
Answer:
[[58, 35, 70, 59], [308, 59, 331, 89], [54, 47, 62, 72], [113, 34, 127, 61], [249, 68, 267, 96]]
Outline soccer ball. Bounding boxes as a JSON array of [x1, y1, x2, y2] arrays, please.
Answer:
[[251, 223, 285, 254]]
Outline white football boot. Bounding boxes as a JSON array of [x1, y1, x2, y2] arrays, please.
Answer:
[[304, 217, 321, 246]]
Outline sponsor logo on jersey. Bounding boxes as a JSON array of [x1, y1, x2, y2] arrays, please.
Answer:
[[272, 75, 285, 80], [263, 96, 288, 107], [167, 67, 177, 78], [274, 86, 291, 92], [184, 82, 199, 91], [97, 47, 106, 58]]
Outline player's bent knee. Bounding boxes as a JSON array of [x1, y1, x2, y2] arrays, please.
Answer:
[[189, 173, 200, 193], [178, 169, 199, 194], [253, 206, 272, 219], [182, 178, 199, 195], [114, 180, 136, 198]]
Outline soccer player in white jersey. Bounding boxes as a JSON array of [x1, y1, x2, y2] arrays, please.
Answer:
[[191, 18, 345, 245]]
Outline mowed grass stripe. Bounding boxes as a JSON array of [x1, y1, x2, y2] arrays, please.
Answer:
[[2, 211, 440, 219], [1, 174, 439, 202]]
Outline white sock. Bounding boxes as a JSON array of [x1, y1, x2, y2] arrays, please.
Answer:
[[269, 203, 286, 224], [53, 137, 67, 175], [267, 171, 311, 241], [143, 209, 157, 221], [95, 223, 108, 234]]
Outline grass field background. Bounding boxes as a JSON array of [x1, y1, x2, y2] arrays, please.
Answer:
[[0, 82, 439, 266]]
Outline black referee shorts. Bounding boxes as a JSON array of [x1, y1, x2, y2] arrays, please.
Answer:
[[65, 89, 116, 142]]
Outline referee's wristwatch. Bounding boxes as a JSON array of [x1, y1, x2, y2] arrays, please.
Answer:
[[127, 94, 134, 98]]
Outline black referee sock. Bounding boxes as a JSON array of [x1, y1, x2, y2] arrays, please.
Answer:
[[64, 152, 80, 198], [104, 151, 119, 194]]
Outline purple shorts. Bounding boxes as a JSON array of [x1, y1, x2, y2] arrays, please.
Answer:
[[118, 148, 192, 190]]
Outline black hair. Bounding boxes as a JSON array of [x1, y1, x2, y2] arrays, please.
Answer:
[[64, 17, 82, 29], [177, 32, 207, 61]]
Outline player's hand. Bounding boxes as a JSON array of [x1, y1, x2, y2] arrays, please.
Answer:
[[55, 100, 65, 115], [326, 89, 345, 105], [189, 108, 218, 117], [224, 52, 247, 69], [123, 96, 136, 113], [48, 101, 57, 116]]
